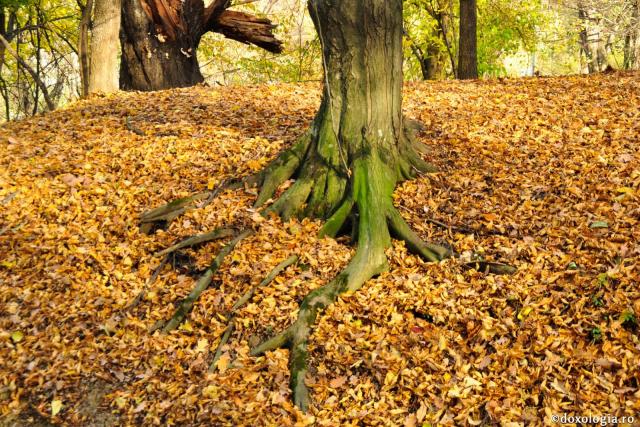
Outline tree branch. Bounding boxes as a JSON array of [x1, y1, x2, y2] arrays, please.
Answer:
[[0, 33, 55, 111]]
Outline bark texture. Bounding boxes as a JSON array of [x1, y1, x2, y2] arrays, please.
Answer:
[[120, 0, 283, 91], [458, 0, 478, 79], [89, 0, 121, 94]]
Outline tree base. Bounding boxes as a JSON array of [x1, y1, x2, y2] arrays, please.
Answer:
[[139, 117, 514, 412], [249, 141, 450, 410]]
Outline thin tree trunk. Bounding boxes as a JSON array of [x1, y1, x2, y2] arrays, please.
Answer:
[[578, 3, 597, 73], [78, 0, 94, 96], [436, 8, 457, 78], [458, 0, 478, 79], [624, 0, 639, 69], [0, 33, 54, 111], [32, 6, 42, 115], [89, 0, 120, 93]]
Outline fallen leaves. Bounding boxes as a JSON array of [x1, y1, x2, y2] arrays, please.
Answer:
[[1, 74, 639, 425]]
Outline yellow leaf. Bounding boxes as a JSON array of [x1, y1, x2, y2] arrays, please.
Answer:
[[518, 306, 533, 320], [196, 338, 209, 353], [416, 402, 428, 422], [179, 321, 194, 332], [202, 385, 218, 398], [114, 397, 127, 409], [207, 179, 217, 190], [51, 399, 63, 417], [216, 353, 230, 373], [616, 187, 634, 194], [10, 331, 24, 343], [0, 261, 16, 269]]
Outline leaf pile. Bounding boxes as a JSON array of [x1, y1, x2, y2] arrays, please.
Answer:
[[1, 74, 639, 425]]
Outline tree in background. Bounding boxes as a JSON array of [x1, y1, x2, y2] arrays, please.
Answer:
[[404, 0, 455, 80], [458, 0, 478, 78], [477, 0, 541, 76], [87, 0, 120, 93], [622, 0, 639, 69], [119, 0, 283, 91], [0, 0, 79, 119], [569, 0, 640, 73], [205, 0, 322, 84]]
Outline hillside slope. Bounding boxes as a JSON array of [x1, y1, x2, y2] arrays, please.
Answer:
[[1, 74, 639, 425]]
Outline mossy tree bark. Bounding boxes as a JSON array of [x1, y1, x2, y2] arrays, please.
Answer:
[[250, 0, 449, 411]]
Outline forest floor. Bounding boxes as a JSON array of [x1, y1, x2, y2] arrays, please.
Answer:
[[1, 73, 639, 426]]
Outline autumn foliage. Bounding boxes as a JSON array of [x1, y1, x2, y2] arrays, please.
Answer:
[[1, 74, 639, 425]]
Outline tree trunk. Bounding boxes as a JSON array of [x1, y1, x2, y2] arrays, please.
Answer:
[[406, 28, 445, 80], [78, 0, 94, 97], [578, 3, 597, 74], [624, 0, 639, 70], [458, 0, 478, 79], [425, 42, 445, 79], [250, 0, 448, 410], [120, 0, 203, 91], [88, 0, 121, 94], [120, 0, 282, 91]]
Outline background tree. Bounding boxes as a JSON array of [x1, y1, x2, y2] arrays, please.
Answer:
[[458, 0, 478, 78], [119, 0, 283, 91], [77, 0, 92, 96], [0, 0, 79, 119], [403, 0, 454, 80], [87, 0, 119, 93]]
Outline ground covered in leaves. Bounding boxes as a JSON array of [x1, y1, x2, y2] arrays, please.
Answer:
[[1, 73, 639, 426]]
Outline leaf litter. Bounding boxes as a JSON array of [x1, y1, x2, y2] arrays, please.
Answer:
[[0, 74, 639, 425]]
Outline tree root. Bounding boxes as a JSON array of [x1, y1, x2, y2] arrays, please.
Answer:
[[139, 178, 256, 234], [156, 228, 236, 257], [209, 255, 298, 371], [126, 255, 169, 312], [251, 154, 449, 411], [138, 119, 515, 413], [210, 322, 234, 371], [159, 229, 254, 333], [463, 260, 517, 275], [387, 207, 451, 262], [254, 132, 312, 208]]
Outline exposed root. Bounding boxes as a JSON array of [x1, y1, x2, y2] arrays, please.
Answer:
[[254, 132, 312, 208], [126, 255, 169, 312], [388, 207, 451, 262], [463, 260, 517, 275], [140, 192, 211, 234], [138, 108, 514, 413], [318, 197, 353, 238], [252, 154, 429, 410], [210, 323, 234, 371], [232, 255, 299, 312], [209, 255, 298, 372], [156, 228, 236, 257], [159, 229, 254, 333], [250, 215, 451, 410], [139, 178, 257, 234]]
